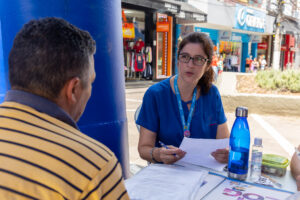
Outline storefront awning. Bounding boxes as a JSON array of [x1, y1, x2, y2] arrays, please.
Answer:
[[122, 0, 168, 10], [154, 0, 207, 23], [122, 0, 207, 23], [281, 20, 300, 34]]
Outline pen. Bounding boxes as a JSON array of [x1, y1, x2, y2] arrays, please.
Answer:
[[159, 141, 178, 157], [261, 173, 282, 188], [159, 141, 169, 149]]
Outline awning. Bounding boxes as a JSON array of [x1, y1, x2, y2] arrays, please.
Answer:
[[280, 20, 300, 34], [154, 0, 207, 23], [122, 0, 167, 10], [122, 0, 207, 23]]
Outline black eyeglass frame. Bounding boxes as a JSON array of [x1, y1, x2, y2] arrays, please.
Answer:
[[178, 53, 210, 66]]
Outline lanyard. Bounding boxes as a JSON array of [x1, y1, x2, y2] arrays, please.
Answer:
[[174, 75, 197, 137]]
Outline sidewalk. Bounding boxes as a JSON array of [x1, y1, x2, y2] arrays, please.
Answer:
[[126, 72, 300, 116], [217, 72, 300, 116]]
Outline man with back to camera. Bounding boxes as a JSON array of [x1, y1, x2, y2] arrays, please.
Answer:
[[0, 17, 129, 199]]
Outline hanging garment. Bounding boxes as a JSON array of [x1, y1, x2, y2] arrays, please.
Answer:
[[134, 53, 145, 72], [145, 46, 152, 63], [131, 52, 135, 72], [143, 63, 153, 79]]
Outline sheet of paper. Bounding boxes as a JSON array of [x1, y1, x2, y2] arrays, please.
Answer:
[[125, 164, 208, 200], [193, 173, 225, 199], [203, 178, 292, 200], [176, 137, 229, 171]]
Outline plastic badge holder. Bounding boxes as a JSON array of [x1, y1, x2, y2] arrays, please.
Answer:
[[261, 154, 290, 177]]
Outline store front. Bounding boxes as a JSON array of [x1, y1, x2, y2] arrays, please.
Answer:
[[282, 34, 296, 69], [122, 8, 153, 81], [156, 13, 173, 79], [122, 0, 207, 80], [122, 1, 178, 81], [192, 2, 273, 73]]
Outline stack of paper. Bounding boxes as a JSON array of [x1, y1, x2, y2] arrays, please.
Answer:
[[125, 164, 207, 200]]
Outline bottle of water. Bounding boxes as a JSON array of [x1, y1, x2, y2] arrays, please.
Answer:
[[228, 107, 250, 181], [250, 137, 263, 181]]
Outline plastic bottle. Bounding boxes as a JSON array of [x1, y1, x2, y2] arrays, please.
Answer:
[[228, 107, 251, 181], [250, 137, 263, 181]]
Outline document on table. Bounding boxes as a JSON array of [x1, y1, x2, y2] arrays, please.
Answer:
[[176, 137, 229, 171], [125, 164, 208, 200]]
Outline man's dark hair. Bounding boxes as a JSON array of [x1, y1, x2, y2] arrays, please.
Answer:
[[9, 17, 96, 100]]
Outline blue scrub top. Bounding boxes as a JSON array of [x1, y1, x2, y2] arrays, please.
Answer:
[[136, 77, 227, 147]]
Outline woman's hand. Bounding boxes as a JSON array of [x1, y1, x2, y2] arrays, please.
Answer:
[[158, 146, 186, 164], [211, 148, 229, 163]]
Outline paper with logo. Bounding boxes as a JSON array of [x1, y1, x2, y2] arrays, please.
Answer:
[[125, 164, 207, 200], [176, 137, 229, 171], [202, 178, 293, 200]]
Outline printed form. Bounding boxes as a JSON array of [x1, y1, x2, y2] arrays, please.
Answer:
[[176, 137, 229, 171]]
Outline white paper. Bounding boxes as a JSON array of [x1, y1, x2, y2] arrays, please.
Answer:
[[203, 179, 292, 200], [125, 164, 208, 200], [193, 173, 225, 199], [176, 137, 229, 171]]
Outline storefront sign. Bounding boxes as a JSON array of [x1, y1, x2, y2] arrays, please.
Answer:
[[157, 21, 170, 32], [250, 35, 262, 43], [192, 13, 205, 22], [235, 4, 266, 33], [231, 33, 243, 42], [290, 47, 298, 52], [219, 31, 231, 41], [258, 43, 268, 49], [122, 23, 135, 39], [164, 3, 179, 13], [281, 45, 287, 51]]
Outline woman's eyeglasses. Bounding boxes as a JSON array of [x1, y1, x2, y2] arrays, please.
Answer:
[[178, 53, 209, 66]]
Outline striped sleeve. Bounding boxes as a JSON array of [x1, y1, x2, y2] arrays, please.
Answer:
[[80, 156, 129, 200]]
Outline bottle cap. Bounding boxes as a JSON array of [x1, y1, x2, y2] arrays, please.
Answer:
[[235, 107, 248, 117], [254, 137, 262, 146]]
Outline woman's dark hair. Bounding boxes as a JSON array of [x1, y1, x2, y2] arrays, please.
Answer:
[[178, 32, 214, 94], [9, 17, 96, 100]]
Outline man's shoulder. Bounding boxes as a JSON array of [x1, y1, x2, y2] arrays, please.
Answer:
[[0, 101, 115, 165]]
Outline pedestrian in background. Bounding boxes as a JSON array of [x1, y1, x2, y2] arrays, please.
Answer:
[[0, 17, 129, 200], [211, 53, 219, 81], [259, 55, 267, 70]]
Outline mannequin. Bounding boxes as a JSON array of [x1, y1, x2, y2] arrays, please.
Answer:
[[133, 38, 145, 53]]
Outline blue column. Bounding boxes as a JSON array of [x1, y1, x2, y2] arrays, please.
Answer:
[[241, 43, 249, 72], [251, 43, 258, 59], [0, 0, 129, 177], [0, 21, 7, 103]]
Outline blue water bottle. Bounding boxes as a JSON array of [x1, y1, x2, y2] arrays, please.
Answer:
[[228, 107, 250, 180]]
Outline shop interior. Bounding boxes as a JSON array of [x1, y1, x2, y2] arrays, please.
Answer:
[[122, 8, 153, 81], [219, 41, 242, 72]]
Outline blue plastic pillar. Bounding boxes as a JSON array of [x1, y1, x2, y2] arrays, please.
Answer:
[[0, 20, 7, 103], [0, 0, 129, 178], [241, 43, 249, 72]]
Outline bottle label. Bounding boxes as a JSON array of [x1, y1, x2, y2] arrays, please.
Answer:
[[251, 151, 262, 164]]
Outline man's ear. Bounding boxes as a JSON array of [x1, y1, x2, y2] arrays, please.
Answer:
[[65, 77, 81, 104]]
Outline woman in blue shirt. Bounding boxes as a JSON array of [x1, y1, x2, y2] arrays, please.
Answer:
[[137, 32, 230, 164]]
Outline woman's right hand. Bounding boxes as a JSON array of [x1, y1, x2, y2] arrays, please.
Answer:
[[158, 146, 186, 164]]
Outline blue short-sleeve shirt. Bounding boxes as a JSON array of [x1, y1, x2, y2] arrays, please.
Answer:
[[136, 77, 227, 147]]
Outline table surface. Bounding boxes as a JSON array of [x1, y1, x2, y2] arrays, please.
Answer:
[[189, 163, 297, 193], [126, 163, 297, 200]]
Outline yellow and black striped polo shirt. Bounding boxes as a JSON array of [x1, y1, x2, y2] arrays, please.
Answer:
[[0, 101, 129, 200]]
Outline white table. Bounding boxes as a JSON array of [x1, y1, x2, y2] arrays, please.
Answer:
[[126, 163, 297, 200]]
